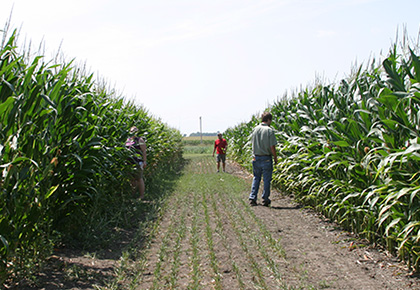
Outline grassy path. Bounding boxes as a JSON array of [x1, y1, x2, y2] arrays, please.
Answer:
[[136, 154, 291, 289], [129, 154, 417, 290]]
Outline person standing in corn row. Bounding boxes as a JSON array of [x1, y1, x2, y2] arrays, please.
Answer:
[[249, 112, 277, 207], [213, 133, 228, 173], [126, 126, 147, 199]]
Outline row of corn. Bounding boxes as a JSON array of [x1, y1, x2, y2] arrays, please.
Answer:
[[225, 40, 420, 271], [0, 30, 183, 283]]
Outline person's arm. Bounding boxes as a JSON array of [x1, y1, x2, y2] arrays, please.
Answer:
[[270, 145, 277, 164], [213, 141, 217, 156], [139, 138, 147, 167]]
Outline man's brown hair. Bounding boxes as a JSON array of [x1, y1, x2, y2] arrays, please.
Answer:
[[261, 112, 273, 122]]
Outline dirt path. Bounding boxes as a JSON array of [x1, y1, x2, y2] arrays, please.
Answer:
[[10, 155, 420, 289], [136, 155, 419, 289]]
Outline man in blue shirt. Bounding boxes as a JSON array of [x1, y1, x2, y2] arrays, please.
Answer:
[[249, 112, 278, 206]]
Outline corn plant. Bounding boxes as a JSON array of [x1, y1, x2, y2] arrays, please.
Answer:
[[225, 37, 420, 271], [0, 28, 183, 285]]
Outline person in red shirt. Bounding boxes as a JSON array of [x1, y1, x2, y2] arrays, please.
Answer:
[[212, 133, 228, 172]]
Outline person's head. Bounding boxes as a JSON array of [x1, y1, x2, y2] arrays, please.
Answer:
[[261, 112, 273, 124], [217, 133, 223, 140], [130, 126, 139, 134]]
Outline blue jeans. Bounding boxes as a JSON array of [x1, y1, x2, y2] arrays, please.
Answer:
[[249, 156, 273, 202]]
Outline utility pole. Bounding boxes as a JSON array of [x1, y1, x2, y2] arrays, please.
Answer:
[[199, 116, 203, 144]]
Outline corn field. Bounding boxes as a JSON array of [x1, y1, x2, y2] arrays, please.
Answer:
[[225, 40, 420, 271], [0, 29, 183, 284]]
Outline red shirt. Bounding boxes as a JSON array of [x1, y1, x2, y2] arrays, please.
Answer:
[[214, 138, 227, 154]]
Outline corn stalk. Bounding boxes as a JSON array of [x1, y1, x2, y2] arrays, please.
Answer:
[[0, 30, 183, 283], [225, 39, 420, 271]]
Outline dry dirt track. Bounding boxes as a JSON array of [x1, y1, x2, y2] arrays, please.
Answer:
[[136, 156, 420, 290]]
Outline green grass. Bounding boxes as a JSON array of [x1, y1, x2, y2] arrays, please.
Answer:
[[182, 136, 214, 155], [105, 154, 315, 290], [183, 145, 213, 155], [182, 136, 215, 155]]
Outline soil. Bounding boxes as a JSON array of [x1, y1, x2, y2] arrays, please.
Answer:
[[6, 159, 420, 290]]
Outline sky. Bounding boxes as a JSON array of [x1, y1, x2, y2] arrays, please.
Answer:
[[1, 0, 419, 136]]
